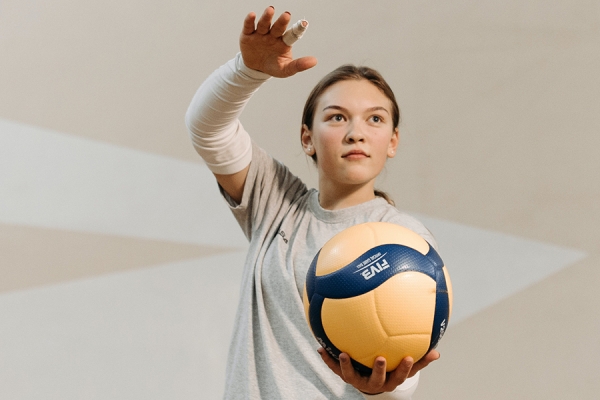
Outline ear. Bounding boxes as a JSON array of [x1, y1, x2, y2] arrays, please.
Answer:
[[387, 127, 399, 158], [301, 124, 315, 156]]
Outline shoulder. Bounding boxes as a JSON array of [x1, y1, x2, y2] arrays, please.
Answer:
[[223, 142, 310, 234], [249, 144, 307, 195], [378, 206, 438, 250]]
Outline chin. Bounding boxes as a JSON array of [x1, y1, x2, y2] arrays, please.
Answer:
[[339, 174, 378, 187]]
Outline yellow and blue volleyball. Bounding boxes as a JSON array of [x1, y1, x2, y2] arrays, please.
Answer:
[[302, 222, 453, 375]]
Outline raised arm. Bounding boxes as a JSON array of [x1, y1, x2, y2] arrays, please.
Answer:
[[185, 7, 317, 203]]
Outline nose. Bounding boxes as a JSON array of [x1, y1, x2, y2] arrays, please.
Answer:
[[345, 122, 365, 143]]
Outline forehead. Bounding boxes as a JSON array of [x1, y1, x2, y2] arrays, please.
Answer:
[[316, 79, 391, 110]]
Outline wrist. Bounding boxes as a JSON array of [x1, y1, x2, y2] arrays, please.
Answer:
[[235, 53, 272, 81]]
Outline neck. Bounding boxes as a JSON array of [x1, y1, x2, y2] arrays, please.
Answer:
[[318, 181, 377, 210]]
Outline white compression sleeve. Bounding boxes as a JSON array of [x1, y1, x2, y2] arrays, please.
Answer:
[[185, 53, 271, 175], [360, 372, 420, 400]]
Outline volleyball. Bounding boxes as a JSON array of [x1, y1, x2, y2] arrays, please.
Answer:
[[303, 222, 453, 374]]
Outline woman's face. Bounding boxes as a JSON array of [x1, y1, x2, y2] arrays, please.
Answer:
[[301, 79, 399, 193]]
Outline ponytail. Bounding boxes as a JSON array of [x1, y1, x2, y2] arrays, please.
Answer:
[[374, 189, 395, 206]]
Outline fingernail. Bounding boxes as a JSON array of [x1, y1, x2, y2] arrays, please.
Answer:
[[269, 5, 274, 8], [284, 11, 291, 15], [317, 348, 323, 354], [376, 359, 385, 367]]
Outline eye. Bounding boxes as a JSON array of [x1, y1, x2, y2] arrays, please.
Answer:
[[327, 114, 346, 122], [370, 115, 384, 123]]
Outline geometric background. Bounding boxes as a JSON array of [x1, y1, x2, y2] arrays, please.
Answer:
[[1, 0, 598, 398]]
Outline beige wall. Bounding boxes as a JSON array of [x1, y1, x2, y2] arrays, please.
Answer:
[[1, 0, 598, 398]]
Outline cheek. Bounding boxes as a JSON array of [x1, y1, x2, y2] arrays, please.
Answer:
[[376, 133, 395, 153], [319, 134, 340, 150], [313, 127, 342, 153], [313, 135, 340, 171]]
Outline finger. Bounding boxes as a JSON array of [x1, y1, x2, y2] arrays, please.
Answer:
[[385, 356, 413, 389], [338, 353, 360, 384], [409, 350, 440, 377], [269, 11, 291, 38], [318, 348, 343, 377], [255, 6, 275, 35], [282, 56, 318, 77], [367, 357, 387, 389], [241, 12, 257, 36]]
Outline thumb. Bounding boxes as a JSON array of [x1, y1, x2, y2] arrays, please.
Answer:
[[283, 56, 318, 77]]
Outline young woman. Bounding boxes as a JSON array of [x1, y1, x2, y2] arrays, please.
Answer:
[[185, 7, 440, 399]]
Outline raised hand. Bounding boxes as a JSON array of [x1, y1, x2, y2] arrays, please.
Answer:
[[239, 6, 317, 78]]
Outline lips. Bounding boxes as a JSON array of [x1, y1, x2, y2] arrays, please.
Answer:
[[342, 149, 369, 158]]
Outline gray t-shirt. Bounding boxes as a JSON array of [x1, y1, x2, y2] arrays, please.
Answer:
[[220, 143, 435, 399]]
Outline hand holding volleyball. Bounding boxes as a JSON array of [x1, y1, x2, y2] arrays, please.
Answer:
[[304, 222, 453, 393], [239, 6, 317, 77]]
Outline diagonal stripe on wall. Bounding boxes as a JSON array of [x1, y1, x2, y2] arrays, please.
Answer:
[[415, 214, 587, 324], [0, 117, 247, 248], [0, 223, 236, 294]]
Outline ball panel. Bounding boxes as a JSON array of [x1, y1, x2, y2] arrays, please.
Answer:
[[361, 334, 431, 371], [373, 272, 436, 337], [316, 224, 376, 276], [307, 293, 347, 363], [302, 284, 311, 333], [312, 244, 438, 300], [443, 266, 453, 320], [427, 263, 452, 352], [316, 222, 430, 276], [424, 242, 444, 269], [369, 222, 430, 256], [321, 292, 388, 361]]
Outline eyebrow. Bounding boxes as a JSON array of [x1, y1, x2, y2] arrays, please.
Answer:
[[322, 105, 390, 114]]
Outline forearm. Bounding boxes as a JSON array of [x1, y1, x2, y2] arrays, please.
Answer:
[[184, 53, 270, 175]]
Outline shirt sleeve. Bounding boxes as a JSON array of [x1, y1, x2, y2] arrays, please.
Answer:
[[219, 143, 308, 241]]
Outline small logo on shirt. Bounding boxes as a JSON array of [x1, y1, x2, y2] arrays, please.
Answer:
[[278, 230, 289, 244]]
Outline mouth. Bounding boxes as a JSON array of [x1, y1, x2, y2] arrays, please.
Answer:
[[342, 150, 369, 159]]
